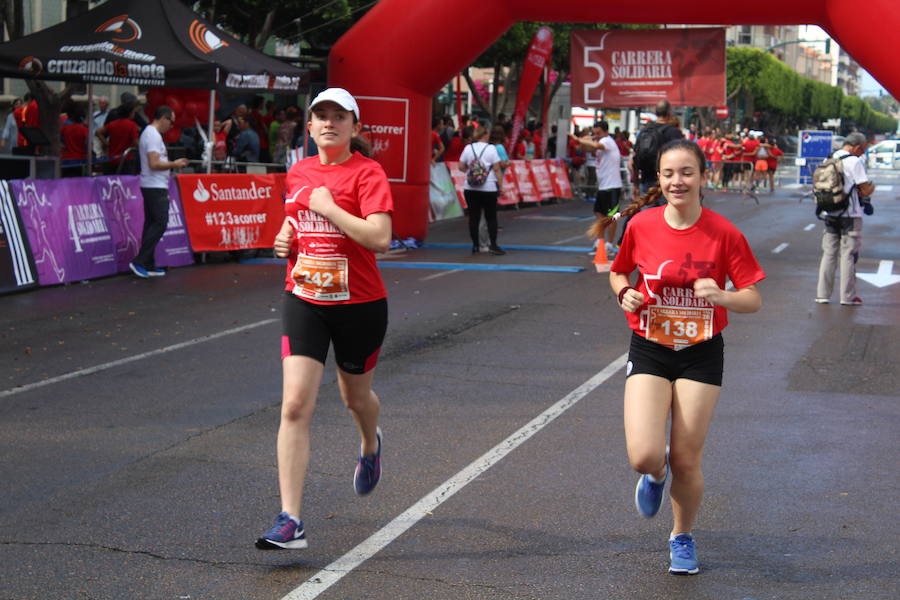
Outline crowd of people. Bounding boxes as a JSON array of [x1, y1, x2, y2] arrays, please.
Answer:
[[0, 92, 315, 175]]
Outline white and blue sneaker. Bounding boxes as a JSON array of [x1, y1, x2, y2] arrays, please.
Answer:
[[634, 452, 668, 518], [668, 533, 700, 575], [146, 267, 166, 277], [129, 262, 150, 279], [255, 512, 308, 550]]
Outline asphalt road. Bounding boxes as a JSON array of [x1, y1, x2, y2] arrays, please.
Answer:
[[1, 175, 898, 600]]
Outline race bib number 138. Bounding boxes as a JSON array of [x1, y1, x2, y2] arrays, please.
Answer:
[[646, 305, 713, 350]]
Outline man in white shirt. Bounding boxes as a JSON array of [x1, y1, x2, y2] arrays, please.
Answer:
[[571, 120, 623, 252], [815, 131, 875, 305], [129, 105, 189, 278]]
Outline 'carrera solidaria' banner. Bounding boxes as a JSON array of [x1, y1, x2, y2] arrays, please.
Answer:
[[570, 28, 725, 108]]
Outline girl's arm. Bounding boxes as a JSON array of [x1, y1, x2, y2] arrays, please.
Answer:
[[273, 217, 296, 258], [309, 186, 392, 253], [610, 271, 645, 313], [693, 280, 761, 313]]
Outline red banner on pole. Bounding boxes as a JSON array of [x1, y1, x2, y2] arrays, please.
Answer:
[[570, 28, 725, 108], [499, 168, 519, 206], [509, 27, 553, 154], [177, 173, 285, 251]]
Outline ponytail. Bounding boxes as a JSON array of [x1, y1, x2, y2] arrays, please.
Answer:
[[351, 135, 372, 158], [587, 186, 663, 239]]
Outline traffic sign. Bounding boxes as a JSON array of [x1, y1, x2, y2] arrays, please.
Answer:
[[715, 105, 729, 119]]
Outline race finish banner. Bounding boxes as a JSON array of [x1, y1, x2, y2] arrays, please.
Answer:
[[177, 173, 285, 251], [0, 181, 37, 294], [570, 28, 726, 108], [798, 130, 834, 184]]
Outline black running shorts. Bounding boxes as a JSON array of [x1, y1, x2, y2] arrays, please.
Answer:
[[593, 188, 622, 216], [282, 292, 388, 374], [626, 332, 724, 387]]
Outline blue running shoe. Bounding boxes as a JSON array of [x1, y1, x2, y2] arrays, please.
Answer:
[[129, 262, 149, 279], [146, 267, 166, 277], [634, 452, 668, 518], [668, 533, 699, 575], [354, 427, 382, 495], [255, 512, 308, 550]]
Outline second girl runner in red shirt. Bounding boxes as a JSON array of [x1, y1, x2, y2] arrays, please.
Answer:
[[256, 88, 393, 550], [593, 139, 765, 575]]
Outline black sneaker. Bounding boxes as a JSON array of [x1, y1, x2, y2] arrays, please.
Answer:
[[488, 246, 506, 256]]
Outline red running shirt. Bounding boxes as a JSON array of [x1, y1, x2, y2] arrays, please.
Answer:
[[611, 206, 765, 350], [283, 152, 393, 304]]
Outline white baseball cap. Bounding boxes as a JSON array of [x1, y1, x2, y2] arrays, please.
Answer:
[[309, 87, 359, 121]]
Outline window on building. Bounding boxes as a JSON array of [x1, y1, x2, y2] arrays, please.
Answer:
[[738, 26, 752, 45]]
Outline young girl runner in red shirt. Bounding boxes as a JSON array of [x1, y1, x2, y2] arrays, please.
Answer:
[[256, 88, 393, 550], [594, 139, 764, 575]]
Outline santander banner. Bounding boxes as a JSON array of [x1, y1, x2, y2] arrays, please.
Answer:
[[509, 27, 553, 154], [177, 174, 284, 251], [570, 28, 725, 108]]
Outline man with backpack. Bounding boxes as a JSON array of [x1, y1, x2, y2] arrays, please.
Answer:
[[632, 100, 684, 201], [814, 131, 875, 306]]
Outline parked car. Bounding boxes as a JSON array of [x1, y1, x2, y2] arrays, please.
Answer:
[[777, 135, 798, 154], [866, 139, 900, 169]]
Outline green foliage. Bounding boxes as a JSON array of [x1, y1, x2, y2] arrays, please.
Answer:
[[726, 47, 896, 134], [194, 0, 375, 50]]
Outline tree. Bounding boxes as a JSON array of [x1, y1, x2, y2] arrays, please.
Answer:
[[194, 0, 376, 51]]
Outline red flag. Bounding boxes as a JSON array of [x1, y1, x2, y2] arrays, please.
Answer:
[[509, 27, 553, 155]]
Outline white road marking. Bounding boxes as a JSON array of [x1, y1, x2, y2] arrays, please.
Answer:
[[877, 184, 893, 191], [281, 352, 629, 600], [782, 183, 803, 189], [552, 234, 588, 245], [804, 224, 816, 231], [418, 269, 462, 281], [0, 319, 279, 399], [773, 243, 789, 254]]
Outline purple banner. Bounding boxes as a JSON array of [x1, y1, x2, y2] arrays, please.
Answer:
[[12, 176, 194, 286], [13, 178, 118, 285], [94, 176, 193, 271]]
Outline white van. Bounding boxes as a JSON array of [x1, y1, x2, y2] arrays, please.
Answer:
[[866, 140, 900, 169]]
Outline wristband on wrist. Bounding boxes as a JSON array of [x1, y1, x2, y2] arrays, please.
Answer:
[[617, 286, 635, 305]]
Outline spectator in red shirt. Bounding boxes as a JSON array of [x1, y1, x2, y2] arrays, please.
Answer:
[[431, 116, 445, 164], [443, 125, 472, 163], [60, 105, 88, 161], [765, 137, 784, 191], [96, 105, 140, 174], [740, 134, 760, 188]]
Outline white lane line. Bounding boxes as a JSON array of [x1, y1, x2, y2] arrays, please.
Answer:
[[772, 243, 789, 254], [418, 269, 461, 281], [783, 183, 803, 189], [281, 352, 629, 600], [0, 319, 278, 399], [804, 224, 816, 231], [552, 234, 587, 245], [878, 184, 894, 191]]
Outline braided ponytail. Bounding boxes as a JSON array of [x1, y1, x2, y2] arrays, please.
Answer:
[[587, 186, 663, 239]]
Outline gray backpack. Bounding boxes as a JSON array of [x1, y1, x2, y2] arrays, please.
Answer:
[[812, 154, 853, 214]]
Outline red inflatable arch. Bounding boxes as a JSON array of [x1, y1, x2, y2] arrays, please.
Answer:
[[329, 0, 900, 240]]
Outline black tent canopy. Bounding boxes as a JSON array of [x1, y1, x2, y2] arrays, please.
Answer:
[[0, 0, 307, 94]]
